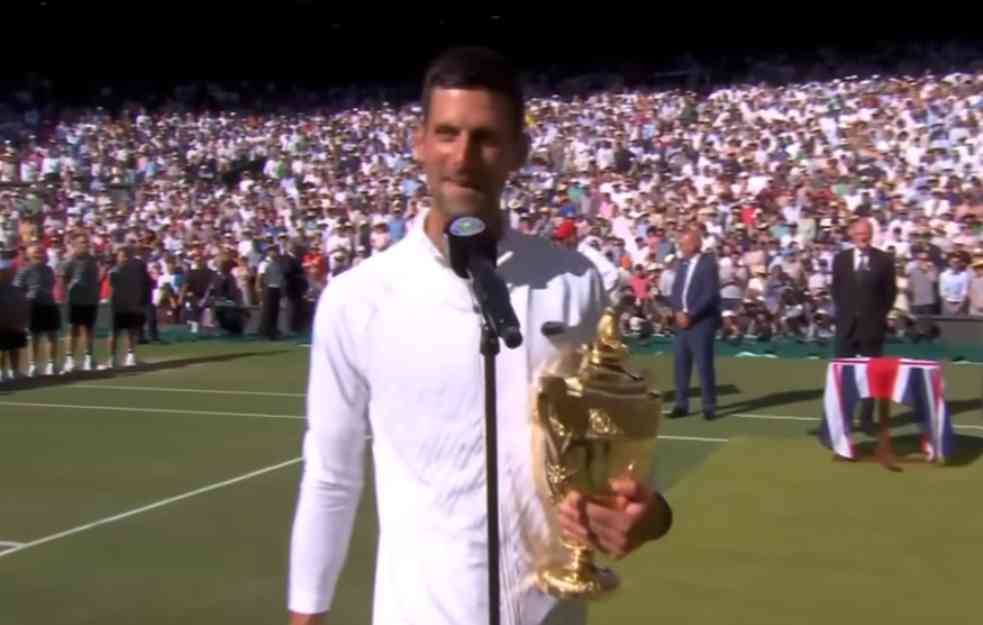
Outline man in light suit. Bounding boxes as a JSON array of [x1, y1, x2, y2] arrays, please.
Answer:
[[669, 228, 722, 420]]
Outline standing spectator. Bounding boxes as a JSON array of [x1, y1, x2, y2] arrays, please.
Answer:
[[14, 243, 61, 376], [939, 254, 970, 315], [105, 245, 151, 369], [259, 245, 285, 339], [907, 252, 940, 338], [969, 259, 983, 315], [284, 240, 309, 334], [180, 249, 216, 335], [60, 233, 102, 372]]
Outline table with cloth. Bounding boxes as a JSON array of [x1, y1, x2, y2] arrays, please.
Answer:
[[819, 357, 954, 464]]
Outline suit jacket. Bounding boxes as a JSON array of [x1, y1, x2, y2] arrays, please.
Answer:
[[831, 246, 897, 342], [670, 253, 722, 329], [284, 254, 308, 300]]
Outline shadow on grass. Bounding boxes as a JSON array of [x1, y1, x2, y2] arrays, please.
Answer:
[[851, 433, 983, 468], [0, 350, 292, 395], [718, 388, 825, 418], [662, 384, 741, 404]]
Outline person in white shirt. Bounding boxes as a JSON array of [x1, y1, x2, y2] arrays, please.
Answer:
[[938, 254, 969, 314], [287, 47, 672, 625]]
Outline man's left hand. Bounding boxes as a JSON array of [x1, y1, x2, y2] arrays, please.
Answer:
[[675, 311, 689, 329], [556, 478, 672, 560]]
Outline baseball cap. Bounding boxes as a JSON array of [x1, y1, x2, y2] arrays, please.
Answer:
[[552, 220, 576, 241]]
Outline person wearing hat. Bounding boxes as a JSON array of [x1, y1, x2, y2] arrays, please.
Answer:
[[287, 47, 671, 625], [258, 245, 285, 340], [553, 218, 622, 299]]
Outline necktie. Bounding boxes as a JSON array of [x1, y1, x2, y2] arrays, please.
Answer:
[[675, 258, 689, 308]]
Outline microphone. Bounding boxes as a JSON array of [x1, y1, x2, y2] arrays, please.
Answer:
[[445, 215, 523, 349]]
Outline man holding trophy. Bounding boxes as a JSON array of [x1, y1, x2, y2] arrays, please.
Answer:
[[287, 46, 672, 625]]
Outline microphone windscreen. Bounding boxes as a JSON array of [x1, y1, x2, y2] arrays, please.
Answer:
[[445, 215, 495, 279]]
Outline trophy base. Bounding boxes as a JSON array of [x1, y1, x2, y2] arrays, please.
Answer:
[[536, 562, 619, 600]]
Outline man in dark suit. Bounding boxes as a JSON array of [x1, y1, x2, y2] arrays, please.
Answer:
[[284, 240, 309, 335], [832, 218, 898, 428], [669, 228, 722, 420], [832, 218, 897, 358]]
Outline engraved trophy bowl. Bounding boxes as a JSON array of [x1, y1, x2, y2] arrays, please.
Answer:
[[534, 307, 662, 600]]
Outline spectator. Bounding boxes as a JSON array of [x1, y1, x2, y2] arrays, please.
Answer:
[[939, 254, 970, 315]]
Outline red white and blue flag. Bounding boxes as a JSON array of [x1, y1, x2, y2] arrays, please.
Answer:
[[821, 358, 953, 462]]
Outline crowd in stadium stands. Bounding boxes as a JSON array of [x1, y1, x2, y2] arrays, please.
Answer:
[[2, 48, 983, 380]]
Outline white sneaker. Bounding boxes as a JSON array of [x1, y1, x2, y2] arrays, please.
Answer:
[[124, 353, 137, 367], [63, 357, 76, 374], [82, 355, 93, 371], [44, 362, 55, 376], [100, 358, 117, 371], [27, 364, 37, 378]]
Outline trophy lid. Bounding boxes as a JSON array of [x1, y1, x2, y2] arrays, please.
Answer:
[[587, 307, 629, 368]]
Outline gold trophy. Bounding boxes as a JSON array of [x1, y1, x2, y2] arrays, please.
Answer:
[[534, 306, 662, 600]]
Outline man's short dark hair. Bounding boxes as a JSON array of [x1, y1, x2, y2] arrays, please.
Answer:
[[421, 46, 524, 134]]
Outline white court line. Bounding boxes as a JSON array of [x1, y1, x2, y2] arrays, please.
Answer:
[[659, 435, 729, 443], [3, 400, 976, 433], [0, 541, 24, 548], [735, 412, 983, 432], [0, 457, 302, 561], [735, 413, 820, 422], [0, 401, 304, 421], [73, 384, 304, 398]]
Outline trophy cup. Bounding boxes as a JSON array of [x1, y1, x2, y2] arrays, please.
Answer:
[[534, 306, 662, 600]]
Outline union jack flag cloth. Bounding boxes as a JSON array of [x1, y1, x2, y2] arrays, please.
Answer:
[[820, 357, 954, 462]]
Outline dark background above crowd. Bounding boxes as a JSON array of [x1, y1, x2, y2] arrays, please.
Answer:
[[1, 15, 980, 119]]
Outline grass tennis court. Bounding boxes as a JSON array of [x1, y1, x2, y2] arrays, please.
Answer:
[[0, 340, 980, 625]]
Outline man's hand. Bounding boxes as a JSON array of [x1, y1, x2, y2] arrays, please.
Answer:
[[288, 611, 326, 625], [556, 478, 672, 560], [674, 311, 690, 329]]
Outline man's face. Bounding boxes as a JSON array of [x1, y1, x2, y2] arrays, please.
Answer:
[[414, 88, 527, 224], [74, 237, 90, 256], [678, 231, 701, 257], [851, 220, 873, 249]]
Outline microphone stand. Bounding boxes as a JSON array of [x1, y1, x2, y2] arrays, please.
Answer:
[[479, 316, 502, 625]]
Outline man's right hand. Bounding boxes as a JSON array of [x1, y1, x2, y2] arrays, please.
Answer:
[[288, 611, 327, 625]]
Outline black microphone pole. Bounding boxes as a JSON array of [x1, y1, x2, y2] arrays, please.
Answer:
[[444, 215, 522, 625], [480, 315, 501, 625]]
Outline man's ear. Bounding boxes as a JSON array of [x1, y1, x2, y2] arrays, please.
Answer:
[[412, 125, 424, 163]]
